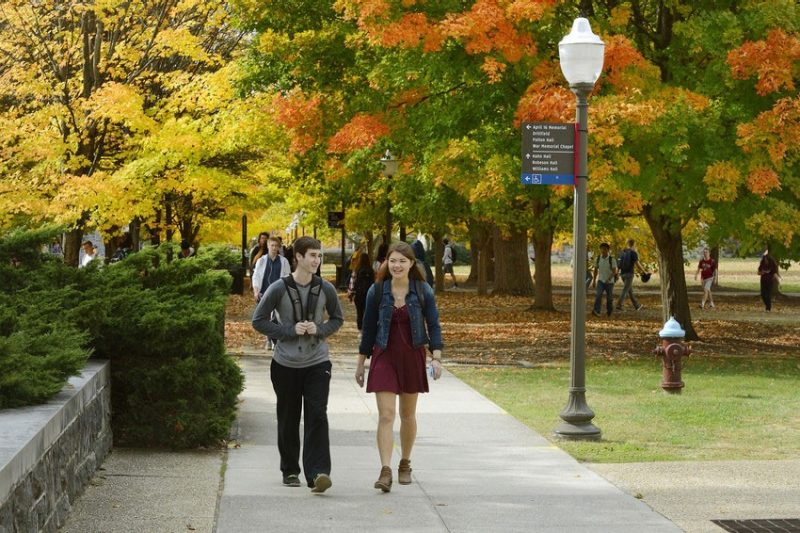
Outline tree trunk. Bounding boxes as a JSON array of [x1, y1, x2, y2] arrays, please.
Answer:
[[64, 228, 83, 267], [468, 235, 478, 284], [492, 226, 534, 296], [530, 228, 555, 311], [643, 206, 698, 340], [478, 247, 489, 296], [130, 218, 141, 251], [467, 220, 493, 288]]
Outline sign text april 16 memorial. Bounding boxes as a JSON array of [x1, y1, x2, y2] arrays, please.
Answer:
[[521, 122, 575, 186]]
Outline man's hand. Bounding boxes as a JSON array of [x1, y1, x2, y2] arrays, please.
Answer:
[[295, 321, 317, 335]]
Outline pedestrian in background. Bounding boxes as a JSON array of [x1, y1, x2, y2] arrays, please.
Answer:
[[351, 252, 375, 331], [410, 235, 434, 286], [694, 247, 717, 309], [616, 239, 645, 311], [591, 243, 617, 317], [79, 241, 99, 268], [355, 242, 443, 493], [442, 238, 458, 289], [757, 249, 780, 312], [249, 232, 269, 275]]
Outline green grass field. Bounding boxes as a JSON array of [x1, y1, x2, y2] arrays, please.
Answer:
[[452, 356, 800, 463]]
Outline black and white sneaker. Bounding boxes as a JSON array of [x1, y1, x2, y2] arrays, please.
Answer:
[[282, 474, 301, 487]]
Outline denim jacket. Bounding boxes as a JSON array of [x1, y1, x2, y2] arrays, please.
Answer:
[[358, 279, 443, 357]]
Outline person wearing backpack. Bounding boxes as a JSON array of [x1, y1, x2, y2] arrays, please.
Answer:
[[591, 242, 618, 317], [252, 236, 344, 493], [616, 239, 646, 311], [354, 242, 443, 493], [442, 238, 458, 288]]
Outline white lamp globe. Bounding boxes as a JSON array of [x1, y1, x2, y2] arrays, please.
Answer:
[[380, 149, 399, 177], [558, 18, 605, 86]]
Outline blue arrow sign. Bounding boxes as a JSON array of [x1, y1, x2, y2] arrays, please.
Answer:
[[521, 173, 574, 185]]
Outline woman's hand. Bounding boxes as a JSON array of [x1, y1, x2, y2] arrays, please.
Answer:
[[430, 359, 442, 380], [355, 363, 365, 388]]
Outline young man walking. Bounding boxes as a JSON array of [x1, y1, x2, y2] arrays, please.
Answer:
[[252, 236, 291, 303], [442, 238, 458, 288], [252, 237, 344, 493], [591, 243, 618, 317], [616, 239, 645, 311]]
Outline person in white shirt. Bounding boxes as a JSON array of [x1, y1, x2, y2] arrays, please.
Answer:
[[79, 241, 99, 268], [591, 242, 618, 317], [253, 237, 291, 302]]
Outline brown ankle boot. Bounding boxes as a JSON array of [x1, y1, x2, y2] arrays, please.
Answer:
[[374, 466, 392, 492], [398, 458, 412, 485]]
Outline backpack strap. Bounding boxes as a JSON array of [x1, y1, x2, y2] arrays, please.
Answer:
[[306, 275, 322, 321], [282, 274, 323, 323]]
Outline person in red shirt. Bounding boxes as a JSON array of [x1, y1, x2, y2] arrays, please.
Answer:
[[694, 248, 717, 309]]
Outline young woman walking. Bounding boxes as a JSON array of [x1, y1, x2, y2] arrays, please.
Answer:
[[354, 242, 443, 493], [694, 248, 717, 309]]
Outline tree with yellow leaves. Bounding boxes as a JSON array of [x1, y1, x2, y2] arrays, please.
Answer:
[[0, 0, 253, 264]]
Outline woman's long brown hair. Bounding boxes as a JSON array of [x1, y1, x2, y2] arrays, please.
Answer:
[[375, 242, 426, 282]]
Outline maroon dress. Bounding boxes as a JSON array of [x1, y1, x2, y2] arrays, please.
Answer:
[[366, 305, 429, 394]]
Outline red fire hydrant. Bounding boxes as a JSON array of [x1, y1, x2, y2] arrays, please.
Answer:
[[654, 317, 691, 394]]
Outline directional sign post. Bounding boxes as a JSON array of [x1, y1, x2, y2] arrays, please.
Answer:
[[521, 122, 575, 185], [327, 211, 345, 229]]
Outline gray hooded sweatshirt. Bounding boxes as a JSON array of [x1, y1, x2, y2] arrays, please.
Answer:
[[252, 276, 343, 368]]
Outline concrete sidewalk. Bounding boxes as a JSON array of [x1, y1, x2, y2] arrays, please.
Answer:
[[216, 355, 680, 533]]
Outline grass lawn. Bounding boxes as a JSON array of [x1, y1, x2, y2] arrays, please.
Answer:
[[451, 357, 800, 463]]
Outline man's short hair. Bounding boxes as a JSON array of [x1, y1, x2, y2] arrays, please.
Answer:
[[268, 236, 281, 244], [600, 242, 610, 250], [627, 239, 635, 247], [443, 238, 450, 245], [293, 236, 321, 258], [82, 240, 93, 247]]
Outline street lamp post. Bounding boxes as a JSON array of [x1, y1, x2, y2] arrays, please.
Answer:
[[380, 149, 399, 243], [554, 17, 605, 441]]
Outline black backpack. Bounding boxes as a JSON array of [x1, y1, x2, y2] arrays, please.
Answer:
[[282, 274, 323, 322], [618, 250, 632, 272], [450, 245, 457, 263]]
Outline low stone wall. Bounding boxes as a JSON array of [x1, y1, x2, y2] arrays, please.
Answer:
[[0, 360, 111, 533]]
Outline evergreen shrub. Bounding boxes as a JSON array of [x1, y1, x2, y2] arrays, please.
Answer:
[[0, 231, 244, 448], [85, 248, 243, 448], [0, 228, 92, 409]]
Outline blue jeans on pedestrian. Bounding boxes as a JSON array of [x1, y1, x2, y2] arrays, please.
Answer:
[[593, 280, 614, 316], [616, 272, 638, 309]]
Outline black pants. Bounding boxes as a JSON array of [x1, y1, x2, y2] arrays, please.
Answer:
[[760, 276, 773, 311], [270, 359, 332, 486]]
